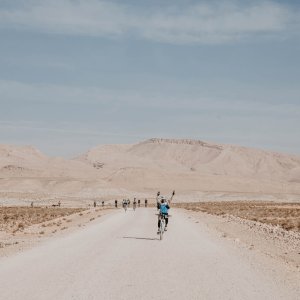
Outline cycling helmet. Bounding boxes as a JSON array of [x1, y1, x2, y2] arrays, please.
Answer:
[[160, 196, 166, 203]]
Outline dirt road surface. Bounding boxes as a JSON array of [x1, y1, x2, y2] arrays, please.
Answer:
[[0, 208, 299, 300]]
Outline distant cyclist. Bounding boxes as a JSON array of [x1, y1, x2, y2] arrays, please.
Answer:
[[115, 200, 118, 208], [156, 190, 175, 233], [122, 199, 128, 211], [138, 199, 140, 207], [145, 198, 148, 207], [133, 199, 137, 210]]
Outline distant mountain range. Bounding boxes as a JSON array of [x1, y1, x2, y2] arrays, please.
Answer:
[[1, 138, 300, 203]]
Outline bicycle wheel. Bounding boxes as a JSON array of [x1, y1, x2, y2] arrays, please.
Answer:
[[160, 219, 164, 240]]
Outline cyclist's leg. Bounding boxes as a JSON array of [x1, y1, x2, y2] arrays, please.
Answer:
[[165, 215, 169, 227], [157, 217, 161, 234]]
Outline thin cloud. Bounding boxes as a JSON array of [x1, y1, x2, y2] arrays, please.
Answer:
[[1, 80, 300, 115], [0, 0, 298, 44], [0, 121, 145, 138]]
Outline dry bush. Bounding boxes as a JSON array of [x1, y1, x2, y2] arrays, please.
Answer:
[[0, 207, 85, 233], [175, 201, 300, 232], [18, 223, 24, 230]]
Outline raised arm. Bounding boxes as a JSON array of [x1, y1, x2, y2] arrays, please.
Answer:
[[156, 191, 160, 203], [167, 190, 175, 205], [156, 191, 161, 210]]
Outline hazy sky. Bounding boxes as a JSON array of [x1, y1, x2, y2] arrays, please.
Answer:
[[0, 0, 299, 157]]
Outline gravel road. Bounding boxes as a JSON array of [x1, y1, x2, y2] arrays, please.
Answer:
[[0, 208, 299, 300]]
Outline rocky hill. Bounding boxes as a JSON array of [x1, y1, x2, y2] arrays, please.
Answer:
[[74, 138, 300, 200], [1, 139, 300, 203], [77, 138, 300, 181]]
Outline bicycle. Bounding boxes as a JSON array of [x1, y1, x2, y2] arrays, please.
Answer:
[[158, 213, 168, 240]]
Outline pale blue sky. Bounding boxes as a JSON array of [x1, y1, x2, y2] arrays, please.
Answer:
[[0, 0, 299, 157]]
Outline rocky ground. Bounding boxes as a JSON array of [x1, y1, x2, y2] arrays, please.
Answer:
[[176, 202, 300, 269], [0, 206, 115, 257]]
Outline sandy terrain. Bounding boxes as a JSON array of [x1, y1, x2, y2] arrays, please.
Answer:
[[0, 207, 299, 300], [0, 207, 84, 233], [178, 205, 300, 269], [176, 201, 300, 232], [0, 207, 114, 257], [1, 137, 299, 298], [1, 138, 300, 203]]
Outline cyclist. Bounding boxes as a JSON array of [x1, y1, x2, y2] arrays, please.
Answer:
[[115, 199, 118, 208], [122, 199, 128, 211], [145, 198, 148, 207], [156, 190, 175, 233], [133, 199, 137, 210], [138, 199, 140, 207]]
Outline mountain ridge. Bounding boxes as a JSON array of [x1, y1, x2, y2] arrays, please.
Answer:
[[1, 139, 300, 202]]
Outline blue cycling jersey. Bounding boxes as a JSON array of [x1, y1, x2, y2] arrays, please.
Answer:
[[160, 203, 169, 214]]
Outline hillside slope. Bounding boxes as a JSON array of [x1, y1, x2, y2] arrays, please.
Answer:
[[1, 139, 300, 202], [0, 144, 106, 200], [77, 138, 300, 178], [74, 138, 300, 197]]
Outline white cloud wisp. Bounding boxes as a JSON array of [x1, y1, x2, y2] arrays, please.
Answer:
[[0, 0, 298, 44]]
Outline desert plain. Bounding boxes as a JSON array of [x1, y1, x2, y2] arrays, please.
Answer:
[[0, 138, 300, 299]]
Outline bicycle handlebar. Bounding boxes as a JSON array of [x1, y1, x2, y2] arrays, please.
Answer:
[[155, 214, 172, 217]]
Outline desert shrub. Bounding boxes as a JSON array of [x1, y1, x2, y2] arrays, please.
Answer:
[[175, 201, 300, 232]]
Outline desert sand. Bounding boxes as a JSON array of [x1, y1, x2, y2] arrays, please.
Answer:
[[1, 139, 300, 299], [1, 138, 300, 205], [0, 208, 299, 300]]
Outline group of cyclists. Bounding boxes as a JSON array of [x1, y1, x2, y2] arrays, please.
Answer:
[[95, 190, 175, 235], [119, 190, 175, 235], [121, 198, 149, 211]]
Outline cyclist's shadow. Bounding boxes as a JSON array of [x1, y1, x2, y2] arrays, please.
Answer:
[[122, 236, 159, 241]]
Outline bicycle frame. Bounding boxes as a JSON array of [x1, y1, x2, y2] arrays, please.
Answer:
[[159, 213, 167, 240]]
